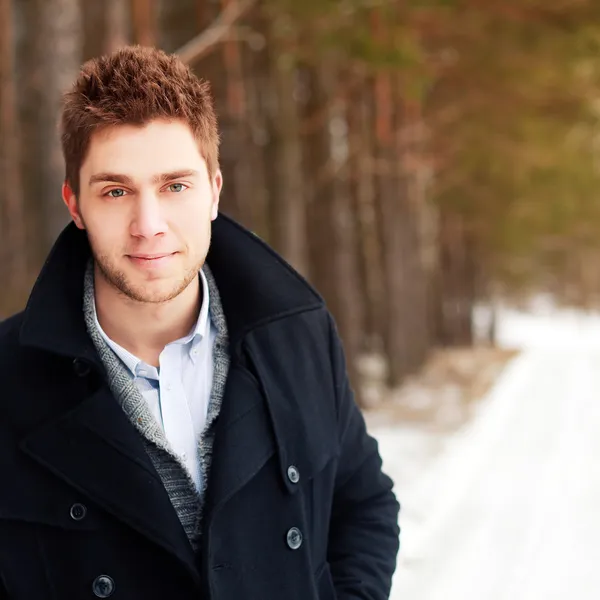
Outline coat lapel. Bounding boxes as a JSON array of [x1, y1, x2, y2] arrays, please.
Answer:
[[204, 363, 276, 517], [241, 329, 340, 493], [20, 385, 200, 587]]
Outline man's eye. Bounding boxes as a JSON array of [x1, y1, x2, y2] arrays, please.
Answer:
[[168, 183, 187, 193], [107, 189, 126, 198]]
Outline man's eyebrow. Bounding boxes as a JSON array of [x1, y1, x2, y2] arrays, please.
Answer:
[[152, 169, 199, 184], [88, 173, 134, 186], [88, 170, 200, 187]]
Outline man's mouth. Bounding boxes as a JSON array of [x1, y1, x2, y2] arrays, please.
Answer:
[[127, 252, 178, 267], [129, 253, 175, 260]]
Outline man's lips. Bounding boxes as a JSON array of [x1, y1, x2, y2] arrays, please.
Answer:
[[127, 252, 178, 268], [127, 252, 177, 260]]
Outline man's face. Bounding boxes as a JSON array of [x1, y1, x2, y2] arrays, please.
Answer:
[[63, 120, 222, 304]]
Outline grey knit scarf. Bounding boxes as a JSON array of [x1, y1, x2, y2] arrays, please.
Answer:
[[82, 260, 230, 550]]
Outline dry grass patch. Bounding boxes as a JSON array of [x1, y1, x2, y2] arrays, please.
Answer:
[[362, 347, 519, 433]]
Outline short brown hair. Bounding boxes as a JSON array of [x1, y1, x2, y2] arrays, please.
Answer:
[[60, 45, 220, 197]]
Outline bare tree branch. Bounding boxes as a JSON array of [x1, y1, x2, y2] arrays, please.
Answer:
[[174, 0, 258, 65]]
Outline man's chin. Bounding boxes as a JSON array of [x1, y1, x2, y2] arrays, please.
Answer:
[[94, 257, 200, 304], [120, 271, 199, 304], [118, 281, 181, 304]]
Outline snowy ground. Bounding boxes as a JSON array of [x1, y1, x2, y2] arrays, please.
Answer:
[[370, 304, 600, 600]]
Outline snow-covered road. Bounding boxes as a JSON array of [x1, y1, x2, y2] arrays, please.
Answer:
[[373, 307, 600, 599]]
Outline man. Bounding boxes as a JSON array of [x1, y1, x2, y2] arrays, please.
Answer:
[[0, 46, 400, 599]]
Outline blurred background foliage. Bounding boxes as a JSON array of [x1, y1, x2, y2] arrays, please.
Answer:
[[2, 0, 600, 404]]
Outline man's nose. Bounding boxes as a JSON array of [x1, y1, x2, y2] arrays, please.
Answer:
[[130, 194, 168, 239]]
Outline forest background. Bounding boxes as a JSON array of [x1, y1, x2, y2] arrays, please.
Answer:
[[2, 0, 600, 406]]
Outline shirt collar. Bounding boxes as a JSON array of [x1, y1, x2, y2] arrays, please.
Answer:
[[91, 271, 211, 376], [180, 269, 210, 346]]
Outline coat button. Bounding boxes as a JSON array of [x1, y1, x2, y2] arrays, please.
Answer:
[[92, 575, 115, 598], [72, 358, 91, 377], [287, 465, 300, 484], [70, 503, 87, 521], [286, 527, 303, 550]]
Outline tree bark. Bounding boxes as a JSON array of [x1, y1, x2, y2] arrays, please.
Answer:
[[370, 10, 434, 387], [18, 0, 82, 267], [82, 1, 106, 61], [347, 71, 383, 354], [436, 209, 476, 346], [104, 0, 130, 53], [301, 61, 364, 406], [236, 4, 269, 239], [395, 84, 431, 372], [131, 0, 157, 47], [82, 0, 130, 61], [217, 0, 255, 229], [0, 0, 28, 315], [262, 12, 308, 274], [187, 0, 255, 228], [372, 65, 412, 388]]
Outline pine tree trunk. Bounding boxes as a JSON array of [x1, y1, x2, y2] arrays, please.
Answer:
[[82, 1, 106, 61], [347, 71, 382, 354], [104, 0, 130, 53], [186, 0, 254, 228], [237, 5, 269, 239], [301, 61, 364, 406], [83, 0, 131, 61], [262, 13, 308, 274], [0, 0, 28, 315], [372, 65, 412, 388], [395, 85, 431, 372], [131, 0, 157, 47], [436, 209, 475, 346], [217, 0, 255, 230], [18, 0, 82, 267]]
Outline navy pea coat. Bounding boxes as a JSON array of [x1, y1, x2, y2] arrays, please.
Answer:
[[0, 214, 400, 599]]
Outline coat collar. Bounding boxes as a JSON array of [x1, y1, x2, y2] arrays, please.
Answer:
[[19, 213, 323, 359]]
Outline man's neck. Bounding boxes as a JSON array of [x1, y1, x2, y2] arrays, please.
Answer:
[[94, 269, 201, 367]]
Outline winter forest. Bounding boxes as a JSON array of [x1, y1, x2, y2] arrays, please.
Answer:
[[2, 0, 600, 406], [4, 2, 600, 597]]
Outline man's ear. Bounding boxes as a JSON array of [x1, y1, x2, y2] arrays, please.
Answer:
[[210, 170, 223, 221], [62, 182, 85, 230]]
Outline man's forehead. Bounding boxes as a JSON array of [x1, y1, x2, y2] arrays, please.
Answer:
[[85, 121, 201, 156], [81, 122, 208, 182], [91, 119, 194, 141]]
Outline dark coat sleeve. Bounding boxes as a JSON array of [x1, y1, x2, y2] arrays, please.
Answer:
[[326, 314, 401, 599]]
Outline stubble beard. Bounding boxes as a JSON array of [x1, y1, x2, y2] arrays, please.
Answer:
[[94, 251, 204, 304]]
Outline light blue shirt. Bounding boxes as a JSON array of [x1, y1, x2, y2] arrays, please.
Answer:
[[93, 271, 217, 494]]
